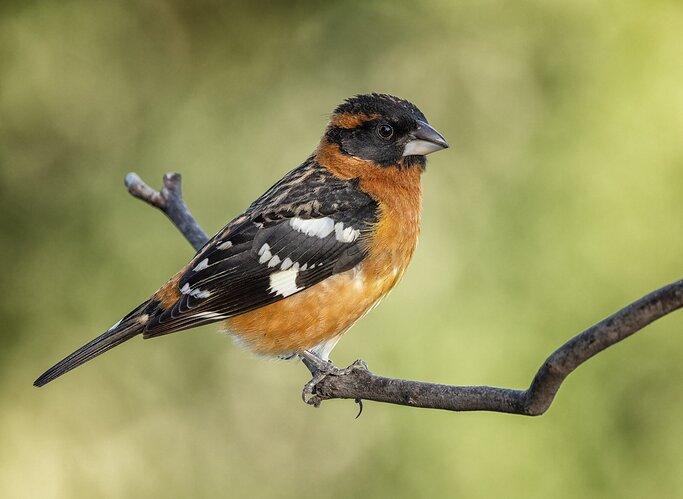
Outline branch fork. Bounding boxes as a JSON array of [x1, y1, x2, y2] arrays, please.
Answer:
[[125, 172, 683, 415]]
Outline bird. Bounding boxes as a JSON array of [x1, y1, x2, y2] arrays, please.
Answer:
[[34, 93, 449, 387]]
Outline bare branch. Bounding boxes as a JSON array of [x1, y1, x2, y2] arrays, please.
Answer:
[[307, 280, 683, 414], [125, 172, 209, 251], [125, 172, 683, 415]]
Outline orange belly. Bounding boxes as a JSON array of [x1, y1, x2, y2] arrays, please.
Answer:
[[223, 263, 401, 358]]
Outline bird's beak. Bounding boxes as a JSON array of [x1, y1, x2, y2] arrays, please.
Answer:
[[402, 120, 449, 157]]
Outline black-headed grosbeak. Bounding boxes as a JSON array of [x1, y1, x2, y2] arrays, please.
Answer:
[[34, 93, 449, 387]]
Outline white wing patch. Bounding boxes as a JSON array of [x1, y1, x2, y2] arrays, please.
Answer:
[[256, 219, 356, 277], [258, 243, 273, 264], [253, 217, 359, 299], [289, 217, 335, 238], [180, 283, 212, 299], [216, 240, 233, 250], [334, 222, 360, 243], [289, 217, 359, 243], [258, 243, 290, 269], [193, 258, 210, 272], [269, 269, 303, 297]]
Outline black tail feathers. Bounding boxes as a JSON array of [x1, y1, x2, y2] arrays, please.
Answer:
[[34, 301, 151, 387]]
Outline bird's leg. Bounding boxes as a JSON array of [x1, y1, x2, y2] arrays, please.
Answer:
[[299, 350, 369, 408]]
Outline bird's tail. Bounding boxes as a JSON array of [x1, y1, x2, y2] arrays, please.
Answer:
[[34, 301, 151, 387]]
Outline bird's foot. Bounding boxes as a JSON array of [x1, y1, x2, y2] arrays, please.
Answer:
[[299, 350, 368, 411]]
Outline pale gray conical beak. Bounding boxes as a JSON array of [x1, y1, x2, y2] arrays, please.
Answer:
[[402, 120, 449, 157]]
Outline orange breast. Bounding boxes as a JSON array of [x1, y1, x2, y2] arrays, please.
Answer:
[[224, 266, 385, 358], [224, 143, 423, 358]]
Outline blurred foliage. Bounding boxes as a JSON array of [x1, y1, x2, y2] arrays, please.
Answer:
[[2, 0, 683, 497]]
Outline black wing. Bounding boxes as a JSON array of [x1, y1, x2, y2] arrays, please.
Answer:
[[143, 157, 379, 338]]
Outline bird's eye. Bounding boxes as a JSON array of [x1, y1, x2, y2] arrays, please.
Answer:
[[376, 123, 394, 139]]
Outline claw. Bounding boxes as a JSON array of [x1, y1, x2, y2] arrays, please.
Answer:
[[298, 351, 370, 411], [355, 398, 364, 418], [301, 369, 327, 407]]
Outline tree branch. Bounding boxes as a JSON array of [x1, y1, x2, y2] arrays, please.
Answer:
[[125, 172, 209, 251], [309, 281, 683, 414], [125, 172, 683, 415]]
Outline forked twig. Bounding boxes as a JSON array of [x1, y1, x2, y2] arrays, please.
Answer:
[[125, 172, 208, 251]]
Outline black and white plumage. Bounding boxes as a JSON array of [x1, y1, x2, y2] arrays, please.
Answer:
[[143, 157, 380, 337]]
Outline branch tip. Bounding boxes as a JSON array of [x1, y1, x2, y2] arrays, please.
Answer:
[[125, 171, 209, 252], [163, 172, 182, 192]]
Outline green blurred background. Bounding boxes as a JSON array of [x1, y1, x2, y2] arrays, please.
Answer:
[[2, 0, 683, 497]]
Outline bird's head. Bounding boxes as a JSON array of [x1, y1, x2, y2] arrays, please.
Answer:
[[320, 93, 449, 171]]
